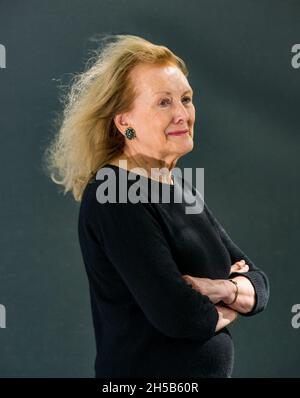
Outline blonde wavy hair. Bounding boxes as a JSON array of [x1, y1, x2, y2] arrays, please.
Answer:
[[43, 34, 189, 201]]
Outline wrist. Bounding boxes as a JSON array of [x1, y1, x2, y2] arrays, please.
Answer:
[[222, 279, 239, 305]]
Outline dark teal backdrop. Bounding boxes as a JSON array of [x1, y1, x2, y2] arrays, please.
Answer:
[[0, 0, 299, 377]]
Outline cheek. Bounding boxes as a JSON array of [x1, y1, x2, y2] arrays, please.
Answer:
[[156, 110, 174, 127], [147, 111, 170, 134], [138, 118, 167, 144], [135, 107, 172, 141], [189, 106, 196, 121], [137, 108, 162, 126]]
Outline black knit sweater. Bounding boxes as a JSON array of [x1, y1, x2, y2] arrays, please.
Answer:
[[78, 164, 269, 378]]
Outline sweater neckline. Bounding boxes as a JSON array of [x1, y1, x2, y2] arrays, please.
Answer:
[[102, 163, 176, 189]]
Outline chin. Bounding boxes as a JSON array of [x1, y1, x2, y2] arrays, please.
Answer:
[[178, 141, 194, 156]]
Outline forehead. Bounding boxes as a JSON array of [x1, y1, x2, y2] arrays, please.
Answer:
[[130, 63, 192, 96]]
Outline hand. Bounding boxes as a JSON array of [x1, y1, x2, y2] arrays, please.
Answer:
[[215, 304, 239, 331], [181, 259, 250, 305], [230, 259, 249, 274]]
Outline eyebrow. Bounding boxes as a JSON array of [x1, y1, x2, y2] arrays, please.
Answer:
[[155, 89, 193, 95]]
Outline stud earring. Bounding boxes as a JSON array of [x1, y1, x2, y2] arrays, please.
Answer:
[[125, 127, 136, 140]]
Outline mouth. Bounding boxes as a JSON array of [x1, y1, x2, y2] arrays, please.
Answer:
[[167, 129, 189, 136]]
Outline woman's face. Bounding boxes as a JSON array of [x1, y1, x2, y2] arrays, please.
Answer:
[[116, 63, 195, 166]]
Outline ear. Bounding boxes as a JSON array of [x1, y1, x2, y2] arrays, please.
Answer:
[[114, 113, 130, 135]]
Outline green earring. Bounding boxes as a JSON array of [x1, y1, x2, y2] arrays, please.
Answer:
[[125, 127, 136, 140]]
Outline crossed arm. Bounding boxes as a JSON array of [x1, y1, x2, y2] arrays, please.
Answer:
[[182, 260, 256, 331], [182, 203, 270, 332]]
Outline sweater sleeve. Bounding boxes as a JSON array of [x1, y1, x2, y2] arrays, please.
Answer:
[[88, 197, 219, 343], [204, 203, 270, 317]]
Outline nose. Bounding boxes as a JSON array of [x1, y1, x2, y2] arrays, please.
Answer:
[[172, 101, 190, 124]]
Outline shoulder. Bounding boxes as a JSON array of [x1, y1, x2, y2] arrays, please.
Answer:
[[79, 170, 158, 225]]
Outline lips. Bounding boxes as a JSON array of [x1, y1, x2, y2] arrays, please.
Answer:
[[167, 130, 189, 136]]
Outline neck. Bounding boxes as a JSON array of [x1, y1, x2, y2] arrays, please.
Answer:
[[110, 153, 177, 185]]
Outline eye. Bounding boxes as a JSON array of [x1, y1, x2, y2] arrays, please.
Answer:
[[182, 96, 192, 104], [159, 96, 192, 107], [159, 98, 171, 107]]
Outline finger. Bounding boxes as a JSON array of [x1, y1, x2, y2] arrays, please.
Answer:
[[182, 275, 193, 285], [232, 260, 244, 269], [230, 264, 240, 273], [238, 264, 249, 272], [230, 263, 249, 274], [235, 260, 248, 268], [232, 265, 249, 273]]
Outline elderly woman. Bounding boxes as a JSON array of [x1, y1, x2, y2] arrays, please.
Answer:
[[45, 34, 269, 378]]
